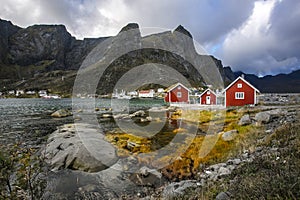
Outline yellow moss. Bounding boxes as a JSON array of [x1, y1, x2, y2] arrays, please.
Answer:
[[105, 108, 261, 180], [173, 128, 187, 133]]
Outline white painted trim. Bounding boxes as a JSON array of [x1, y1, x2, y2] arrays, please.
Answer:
[[235, 92, 245, 99], [224, 76, 260, 93], [166, 82, 191, 92], [177, 91, 182, 98], [224, 91, 227, 107], [199, 88, 217, 97], [254, 91, 257, 105]]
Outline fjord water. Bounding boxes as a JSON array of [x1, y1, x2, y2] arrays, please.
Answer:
[[0, 98, 165, 146]]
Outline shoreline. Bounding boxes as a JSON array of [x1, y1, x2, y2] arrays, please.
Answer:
[[0, 97, 299, 199]]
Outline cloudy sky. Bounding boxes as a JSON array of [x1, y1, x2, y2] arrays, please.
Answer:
[[0, 0, 299, 76]]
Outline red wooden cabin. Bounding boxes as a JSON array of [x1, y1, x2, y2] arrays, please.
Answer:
[[164, 83, 190, 103], [224, 76, 260, 107], [200, 89, 217, 105]]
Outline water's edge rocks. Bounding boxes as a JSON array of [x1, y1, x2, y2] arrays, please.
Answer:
[[44, 123, 118, 172], [42, 123, 165, 199]]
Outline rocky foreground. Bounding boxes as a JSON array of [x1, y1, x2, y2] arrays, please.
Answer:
[[40, 104, 299, 199]]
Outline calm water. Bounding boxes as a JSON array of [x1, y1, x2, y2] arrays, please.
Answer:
[[0, 98, 166, 146]]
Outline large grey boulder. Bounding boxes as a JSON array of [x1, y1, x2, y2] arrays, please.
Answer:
[[238, 114, 252, 126], [254, 112, 271, 124], [221, 130, 238, 141], [45, 123, 118, 172], [254, 109, 287, 124]]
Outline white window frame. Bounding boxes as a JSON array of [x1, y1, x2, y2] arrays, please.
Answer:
[[207, 91, 210, 94], [237, 83, 242, 88], [177, 92, 182, 98], [235, 92, 244, 99]]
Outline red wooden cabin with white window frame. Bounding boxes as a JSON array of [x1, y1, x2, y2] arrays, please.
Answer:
[[164, 83, 190, 103], [200, 88, 217, 105], [224, 76, 260, 107]]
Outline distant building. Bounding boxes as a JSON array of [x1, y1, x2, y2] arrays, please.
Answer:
[[157, 88, 164, 93], [8, 90, 15, 95], [128, 91, 138, 97], [16, 90, 24, 96], [38, 90, 48, 97], [224, 76, 260, 107], [164, 83, 190, 103], [26, 91, 36, 95], [200, 89, 217, 105], [138, 90, 155, 98]]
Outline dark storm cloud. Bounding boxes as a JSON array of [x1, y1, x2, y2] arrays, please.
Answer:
[[0, 0, 299, 75], [269, 0, 300, 60], [216, 0, 300, 76], [120, 0, 254, 44]]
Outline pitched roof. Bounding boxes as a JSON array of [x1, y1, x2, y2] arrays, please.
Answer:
[[199, 88, 216, 97], [139, 90, 151, 94], [165, 83, 191, 92], [224, 76, 260, 93]]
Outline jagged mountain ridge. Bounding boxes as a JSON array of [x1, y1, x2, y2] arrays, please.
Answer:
[[0, 18, 299, 93], [0, 19, 230, 94], [234, 70, 300, 93]]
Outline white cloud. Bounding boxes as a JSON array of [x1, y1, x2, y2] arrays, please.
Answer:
[[216, 0, 300, 76]]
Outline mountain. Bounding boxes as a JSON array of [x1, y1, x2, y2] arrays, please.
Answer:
[[0, 19, 108, 79], [0, 18, 299, 94], [234, 70, 300, 93], [0, 19, 229, 94]]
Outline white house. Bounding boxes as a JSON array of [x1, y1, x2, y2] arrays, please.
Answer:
[[157, 88, 164, 93], [38, 90, 48, 97], [8, 90, 15, 95], [128, 91, 138, 97], [26, 91, 36, 95], [138, 89, 155, 98], [16, 90, 25, 96]]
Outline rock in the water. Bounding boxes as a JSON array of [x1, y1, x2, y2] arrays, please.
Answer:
[[44, 123, 118, 172], [216, 191, 231, 200], [162, 180, 198, 199], [238, 114, 252, 126], [140, 116, 152, 122], [101, 113, 112, 118], [113, 113, 131, 120], [131, 110, 146, 117], [51, 109, 72, 118], [221, 130, 238, 141]]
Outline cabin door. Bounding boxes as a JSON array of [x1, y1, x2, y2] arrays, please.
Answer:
[[206, 96, 211, 104]]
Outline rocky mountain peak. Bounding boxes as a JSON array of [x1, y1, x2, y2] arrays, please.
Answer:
[[119, 23, 139, 33], [174, 25, 193, 39], [0, 19, 21, 63]]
